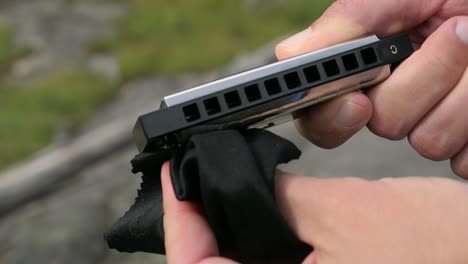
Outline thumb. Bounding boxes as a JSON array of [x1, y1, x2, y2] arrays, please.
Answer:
[[275, 0, 444, 149], [276, 0, 444, 59]]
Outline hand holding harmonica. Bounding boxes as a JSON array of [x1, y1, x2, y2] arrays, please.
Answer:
[[277, 0, 468, 178], [162, 1, 468, 263]]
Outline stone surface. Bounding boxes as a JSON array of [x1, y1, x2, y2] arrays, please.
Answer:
[[272, 123, 457, 179], [88, 54, 120, 83], [1, 0, 125, 80], [0, 147, 165, 264]]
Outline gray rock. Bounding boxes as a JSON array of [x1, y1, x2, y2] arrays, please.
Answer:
[[88, 54, 120, 83], [272, 123, 457, 179], [0, 148, 165, 264], [1, 0, 126, 80]]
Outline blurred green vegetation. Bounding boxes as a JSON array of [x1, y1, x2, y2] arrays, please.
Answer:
[[0, 0, 333, 171], [0, 23, 31, 74], [0, 17, 117, 171], [0, 24, 17, 72], [0, 70, 115, 170], [92, 0, 334, 80]]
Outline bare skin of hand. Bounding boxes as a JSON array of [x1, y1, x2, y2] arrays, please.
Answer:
[[161, 162, 468, 264], [275, 0, 468, 178]]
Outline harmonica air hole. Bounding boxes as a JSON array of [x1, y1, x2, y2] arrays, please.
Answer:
[[203, 97, 221, 115], [303, 65, 320, 83], [342, 53, 359, 71], [224, 91, 241, 108], [361, 47, 377, 65], [264, 78, 282, 95], [284, 72, 301, 89], [183, 103, 201, 122], [244, 84, 261, 102], [323, 59, 340, 77]]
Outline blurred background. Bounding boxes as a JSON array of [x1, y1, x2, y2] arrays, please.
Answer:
[[0, 0, 456, 263]]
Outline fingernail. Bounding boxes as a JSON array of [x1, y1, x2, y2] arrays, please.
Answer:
[[456, 18, 468, 44], [334, 101, 366, 128], [277, 28, 314, 53]]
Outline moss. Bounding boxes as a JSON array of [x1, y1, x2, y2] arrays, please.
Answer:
[[0, 69, 115, 170]]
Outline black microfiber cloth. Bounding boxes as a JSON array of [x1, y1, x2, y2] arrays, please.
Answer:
[[105, 129, 312, 262]]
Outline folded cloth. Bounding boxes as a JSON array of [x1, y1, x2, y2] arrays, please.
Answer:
[[105, 129, 312, 262]]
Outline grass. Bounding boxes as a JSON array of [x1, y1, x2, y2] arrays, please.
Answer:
[[0, 20, 116, 171], [0, 69, 115, 171], [92, 0, 334, 80]]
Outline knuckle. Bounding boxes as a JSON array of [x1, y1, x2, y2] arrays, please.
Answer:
[[426, 50, 454, 76], [424, 17, 466, 71], [328, 0, 349, 16], [409, 129, 453, 161]]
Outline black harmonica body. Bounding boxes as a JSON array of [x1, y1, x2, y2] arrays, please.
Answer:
[[134, 34, 414, 153]]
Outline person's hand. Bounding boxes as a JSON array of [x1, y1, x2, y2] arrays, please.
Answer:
[[161, 162, 468, 264], [276, 172, 468, 264], [275, 0, 468, 178], [161, 162, 240, 264]]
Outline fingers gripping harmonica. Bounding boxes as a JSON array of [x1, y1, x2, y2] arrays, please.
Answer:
[[133, 34, 414, 154]]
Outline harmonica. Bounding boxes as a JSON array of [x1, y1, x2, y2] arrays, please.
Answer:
[[133, 33, 414, 153]]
